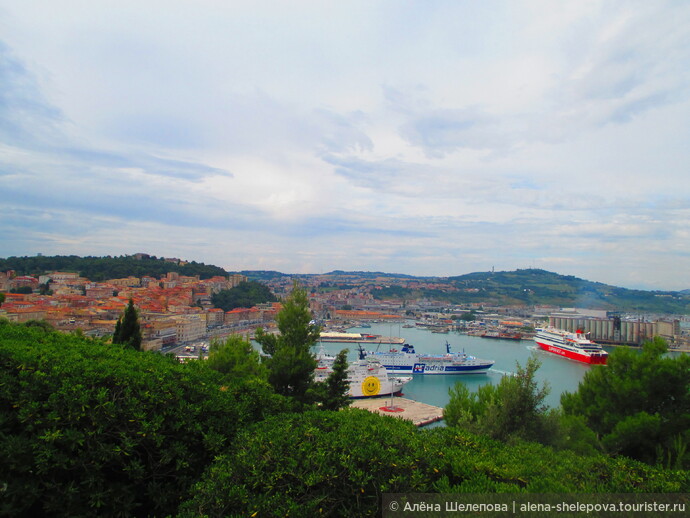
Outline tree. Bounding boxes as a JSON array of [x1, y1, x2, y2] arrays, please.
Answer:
[[315, 349, 351, 411], [10, 286, 33, 294], [458, 311, 476, 322], [445, 355, 559, 444], [0, 319, 288, 517], [23, 319, 54, 332], [254, 281, 320, 404], [206, 334, 267, 381], [112, 298, 142, 350], [211, 281, 277, 311], [180, 409, 687, 517], [561, 337, 690, 468]]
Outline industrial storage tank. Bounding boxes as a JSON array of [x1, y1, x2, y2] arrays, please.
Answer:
[[605, 319, 614, 340], [592, 319, 603, 340]]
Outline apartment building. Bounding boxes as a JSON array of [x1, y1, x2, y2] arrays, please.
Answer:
[[206, 308, 225, 327], [174, 313, 207, 343], [85, 284, 116, 299], [105, 277, 141, 288]]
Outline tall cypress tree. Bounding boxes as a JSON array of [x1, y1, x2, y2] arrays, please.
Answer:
[[113, 298, 142, 351]]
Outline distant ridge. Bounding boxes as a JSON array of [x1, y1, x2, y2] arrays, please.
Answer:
[[323, 270, 419, 279], [0, 254, 229, 281], [2, 257, 688, 313], [244, 267, 690, 313]]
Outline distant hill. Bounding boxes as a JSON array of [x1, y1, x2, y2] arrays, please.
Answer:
[[240, 270, 291, 281], [0, 255, 229, 281], [226, 268, 690, 314], [323, 270, 419, 279], [241, 268, 690, 314], [386, 269, 690, 314], [3, 257, 688, 314]]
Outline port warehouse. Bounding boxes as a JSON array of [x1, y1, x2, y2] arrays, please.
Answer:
[[548, 316, 680, 346]]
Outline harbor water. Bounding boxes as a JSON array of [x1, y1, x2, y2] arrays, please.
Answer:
[[317, 322, 605, 413]]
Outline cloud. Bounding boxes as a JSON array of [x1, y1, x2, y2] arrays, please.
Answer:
[[1, 2, 690, 290], [0, 36, 243, 232], [0, 41, 65, 146]]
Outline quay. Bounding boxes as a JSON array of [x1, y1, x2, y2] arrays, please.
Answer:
[[350, 397, 444, 427], [319, 332, 405, 345]]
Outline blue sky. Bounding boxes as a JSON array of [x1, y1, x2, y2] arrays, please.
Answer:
[[1, 1, 689, 290]]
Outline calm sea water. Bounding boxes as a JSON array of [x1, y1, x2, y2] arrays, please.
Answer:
[[317, 321, 606, 411]]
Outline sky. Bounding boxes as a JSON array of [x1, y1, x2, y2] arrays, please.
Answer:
[[1, 1, 690, 290]]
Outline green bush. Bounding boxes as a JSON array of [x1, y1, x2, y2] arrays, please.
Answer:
[[179, 409, 439, 517], [0, 320, 288, 517], [2, 320, 686, 518], [181, 410, 689, 517], [562, 337, 690, 467]]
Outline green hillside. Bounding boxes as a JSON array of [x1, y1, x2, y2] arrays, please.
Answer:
[[371, 269, 690, 314], [0, 254, 228, 281], [3, 256, 688, 313], [448, 269, 690, 312]]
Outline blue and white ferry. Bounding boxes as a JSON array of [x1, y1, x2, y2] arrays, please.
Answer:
[[367, 341, 494, 375]]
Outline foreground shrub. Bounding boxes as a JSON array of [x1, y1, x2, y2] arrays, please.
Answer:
[[181, 410, 688, 517], [562, 337, 690, 468], [0, 320, 288, 517]]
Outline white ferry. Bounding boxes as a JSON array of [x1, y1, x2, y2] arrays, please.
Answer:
[[314, 345, 411, 398], [367, 341, 494, 375]]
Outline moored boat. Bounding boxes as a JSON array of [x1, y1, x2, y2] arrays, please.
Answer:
[[534, 327, 608, 365], [480, 330, 523, 341], [367, 341, 494, 375], [319, 332, 405, 345], [314, 345, 411, 398]]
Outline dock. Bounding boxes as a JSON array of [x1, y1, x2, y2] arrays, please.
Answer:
[[350, 397, 444, 427]]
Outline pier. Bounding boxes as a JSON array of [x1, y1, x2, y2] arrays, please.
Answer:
[[350, 397, 444, 427], [319, 332, 405, 345]]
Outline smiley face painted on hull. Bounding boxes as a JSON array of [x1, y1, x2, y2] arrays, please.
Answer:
[[361, 376, 381, 396]]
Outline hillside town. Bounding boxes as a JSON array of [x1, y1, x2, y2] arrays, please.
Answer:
[[0, 268, 279, 350], [1, 265, 688, 352]]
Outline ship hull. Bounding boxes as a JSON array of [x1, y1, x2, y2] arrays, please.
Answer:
[[382, 362, 493, 375], [534, 338, 607, 365], [348, 377, 409, 398], [372, 353, 494, 375]]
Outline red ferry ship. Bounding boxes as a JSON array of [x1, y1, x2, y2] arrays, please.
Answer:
[[534, 327, 608, 365]]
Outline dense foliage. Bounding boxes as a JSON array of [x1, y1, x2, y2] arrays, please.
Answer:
[[445, 356, 559, 444], [562, 337, 690, 468], [0, 254, 228, 281], [206, 334, 268, 381], [0, 320, 287, 517], [255, 282, 320, 405], [314, 349, 351, 411], [210, 280, 277, 311], [1, 319, 687, 517], [112, 298, 142, 350], [181, 410, 689, 517], [445, 356, 600, 457]]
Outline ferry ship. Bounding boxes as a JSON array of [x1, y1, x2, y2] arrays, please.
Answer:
[[534, 327, 608, 365], [480, 330, 523, 341], [367, 341, 494, 375], [314, 345, 411, 398], [319, 332, 405, 345]]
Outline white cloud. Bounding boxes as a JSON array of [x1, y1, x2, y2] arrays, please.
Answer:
[[1, 0, 690, 290]]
